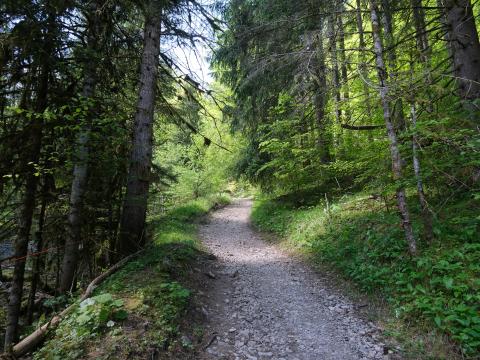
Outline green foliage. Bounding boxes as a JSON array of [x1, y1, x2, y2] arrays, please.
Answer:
[[42, 295, 69, 312], [142, 281, 191, 336], [222, 3, 480, 351], [152, 86, 244, 207], [252, 194, 480, 357], [33, 195, 227, 359], [33, 293, 126, 360]]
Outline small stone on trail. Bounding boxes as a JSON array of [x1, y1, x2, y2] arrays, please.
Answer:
[[205, 271, 216, 279], [181, 335, 192, 347], [198, 199, 387, 360]]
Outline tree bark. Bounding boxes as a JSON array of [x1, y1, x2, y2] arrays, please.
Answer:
[[58, 76, 95, 293], [370, 0, 417, 256], [337, 4, 351, 122], [355, 0, 372, 116], [328, 13, 341, 125], [26, 195, 47, 324], [4, 8, 53, 347], [59, 3, 100, 294], [4, 153, 40, 349], [409, 0, 434, 241], [439, 0, 480, 102], [410, 103, 434, 241], [313, 20, 331, 163], [117, 4, 162, 258], [411, 0, 435, 112], [380, 0, 406, 131], [411, 0, 430, 63]]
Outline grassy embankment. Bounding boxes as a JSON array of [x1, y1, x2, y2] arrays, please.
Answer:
[[32, 194, 230, 360], [251, 190, 480, 359]]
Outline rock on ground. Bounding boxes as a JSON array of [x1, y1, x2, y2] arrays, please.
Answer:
[[197, 199, 393, 360]]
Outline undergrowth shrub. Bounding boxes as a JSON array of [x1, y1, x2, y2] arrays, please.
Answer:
[[33, 195, 225, 359], [34, 293, 127, 360]]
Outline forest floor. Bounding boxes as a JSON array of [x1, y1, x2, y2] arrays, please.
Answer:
[[195, 198, 397, 360]]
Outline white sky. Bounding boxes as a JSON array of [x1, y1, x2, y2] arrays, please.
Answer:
[[169, 42, 214, 87], [161, 3, 218, 89]]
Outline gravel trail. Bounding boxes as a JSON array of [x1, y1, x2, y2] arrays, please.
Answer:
[[198, 199, 393, 360]]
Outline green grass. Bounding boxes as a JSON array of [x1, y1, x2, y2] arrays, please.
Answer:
[[33, 194, 230, 360], [252, 192, 480, 359]]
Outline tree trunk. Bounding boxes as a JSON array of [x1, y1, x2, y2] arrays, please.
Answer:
[[411, 0, 430, 63], [411, 0, 435, 113], [58, 74, 95, 293], [117, 4, 162, 258], [370, 0, 417, 256], [328, 13, 341, 125], [4, 157, 40, 349], [410, 103, 434, 241], [440, 0, 480, 102], [313, 21, 331, 163], [409, 0, 434, 241], [59, 2, 101, 293], [355, 0, 372, 116], [26, 195, 47, 324], [4, 8, 53, 346], [380, 0, 406, 131], [4, 82, 43, 351], [337, 4, 351, 122]]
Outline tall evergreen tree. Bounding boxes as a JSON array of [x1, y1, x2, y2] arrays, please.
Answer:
[[4, 1, 61, 348], [117, 1, 163, 257]]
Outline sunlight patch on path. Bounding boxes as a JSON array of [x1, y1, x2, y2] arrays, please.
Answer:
[[197, 199, 390, 360]]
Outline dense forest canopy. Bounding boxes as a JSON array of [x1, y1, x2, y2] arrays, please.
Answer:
[[0, 0, 479, 357], [213, 0, 480, 355], [0, 0, 236, 351], [214, 0, 479, 253]]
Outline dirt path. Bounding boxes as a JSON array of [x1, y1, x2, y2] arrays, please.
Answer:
[[197, 199, 392, 360]]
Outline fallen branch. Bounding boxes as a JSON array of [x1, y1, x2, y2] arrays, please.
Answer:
[[6, 249, 144, 358], [341, 123, 384, 131]]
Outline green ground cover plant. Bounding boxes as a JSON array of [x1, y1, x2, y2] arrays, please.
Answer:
[[251, 193, 480, 357], [32, 194, 229, 360]]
